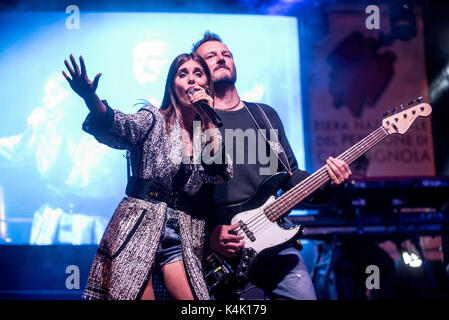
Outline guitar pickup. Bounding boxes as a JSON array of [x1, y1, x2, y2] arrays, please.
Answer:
[[239, 220, 256, 242]]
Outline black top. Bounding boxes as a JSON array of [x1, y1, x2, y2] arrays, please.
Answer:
[[207, 102, 337, 209], [210, 102, 301, 207]]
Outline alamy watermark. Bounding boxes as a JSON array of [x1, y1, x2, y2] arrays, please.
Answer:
[[65, 5, 80, 30], [365, 5, 380, 30], [365, 265, 380, 290], [65, 264, 80, 290], [175, 121, 280, 176]]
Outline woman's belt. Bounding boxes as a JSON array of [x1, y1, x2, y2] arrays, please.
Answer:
[[125, 177, 193, 212]]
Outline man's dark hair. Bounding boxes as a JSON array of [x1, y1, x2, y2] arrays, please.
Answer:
[[192, 31, 223, 52]]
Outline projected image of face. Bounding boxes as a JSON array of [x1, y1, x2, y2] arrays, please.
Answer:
[[1, 73, 112, 193], [42, 74, 70, 110], [10, 74, 70, 175], [196, 41, 236, 85], [133, 40, 169, 84]]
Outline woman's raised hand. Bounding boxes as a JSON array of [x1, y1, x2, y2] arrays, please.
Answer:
[[62, 54, 102, 100]]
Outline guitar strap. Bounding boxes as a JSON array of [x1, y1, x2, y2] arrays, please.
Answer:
[[244, 102, 293, 176], [245, 103, 304, 252]]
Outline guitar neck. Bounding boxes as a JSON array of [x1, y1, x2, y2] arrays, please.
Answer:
[[265, 126, 389, 221]]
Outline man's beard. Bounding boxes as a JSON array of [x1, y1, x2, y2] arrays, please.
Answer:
[[213, 66, 237, 86]]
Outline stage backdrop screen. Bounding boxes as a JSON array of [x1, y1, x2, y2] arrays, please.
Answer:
[[0, 11, 304, 244]]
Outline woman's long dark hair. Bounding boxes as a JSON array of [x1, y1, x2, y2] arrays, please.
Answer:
[[160, 52, 214, 134]]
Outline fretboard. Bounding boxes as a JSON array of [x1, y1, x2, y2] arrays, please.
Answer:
[[264, 126, 389, 221]]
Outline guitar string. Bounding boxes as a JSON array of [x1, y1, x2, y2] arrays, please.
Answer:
[[234, 128, 386, 238], [244, 128, 387, 238], [246, 128, 387, 237], [247, 128, 384, 229], [259, 127, 387, 230], [265, 127, 386, 217], [234, 127, 388, 239], [266, 127, 387, 220]]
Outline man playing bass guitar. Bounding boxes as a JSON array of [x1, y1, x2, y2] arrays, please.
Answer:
[[193, 32, 352, 300]]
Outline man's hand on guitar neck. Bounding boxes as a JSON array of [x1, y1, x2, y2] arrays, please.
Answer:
[[326, 157, 352, 185], [209, 223, 245, 258]]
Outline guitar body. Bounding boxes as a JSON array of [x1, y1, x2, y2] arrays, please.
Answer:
[[205, 172, 304, 293], [216, 172, 303, 254], [230, 196, 303, 254]]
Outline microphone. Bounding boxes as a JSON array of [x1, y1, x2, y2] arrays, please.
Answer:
[[187, 87, 223, 128]]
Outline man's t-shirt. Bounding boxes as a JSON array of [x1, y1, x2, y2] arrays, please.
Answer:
[[212, 102, 308, 208], [198, 101, 338, 229]]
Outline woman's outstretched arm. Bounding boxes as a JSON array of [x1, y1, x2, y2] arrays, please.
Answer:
[[62, 54, 156, 149], [62, 54, 106, 115]]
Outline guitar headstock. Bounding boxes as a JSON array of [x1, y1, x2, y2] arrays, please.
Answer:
[[382, 97, 432, 135]]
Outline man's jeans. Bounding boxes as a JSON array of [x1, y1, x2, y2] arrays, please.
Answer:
[[249, 245, 317, 300]]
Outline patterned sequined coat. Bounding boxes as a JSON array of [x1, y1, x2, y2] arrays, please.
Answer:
[[81, 101, 232, 300]]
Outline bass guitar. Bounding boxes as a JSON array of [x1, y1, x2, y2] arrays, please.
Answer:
[[204, 98, 432, 295]]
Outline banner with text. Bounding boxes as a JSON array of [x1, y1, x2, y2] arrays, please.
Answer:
[[306, 4, 435, 177]]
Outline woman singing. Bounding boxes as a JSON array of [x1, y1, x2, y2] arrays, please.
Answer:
[[62, 52, 231, 300]]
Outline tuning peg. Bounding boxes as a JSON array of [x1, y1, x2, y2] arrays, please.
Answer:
[[408, 100, 414, 107], [416, 96, 423, 103], [382, 111, 389, 117], [391, 108, 396, 114], [400, 104, 404, 110]]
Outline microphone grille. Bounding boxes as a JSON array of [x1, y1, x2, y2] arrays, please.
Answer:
[[187, 87, 198, 95]]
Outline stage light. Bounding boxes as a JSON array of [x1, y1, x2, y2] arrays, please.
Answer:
[[429, 63, 449, 103], [402, 251, 423, 268]]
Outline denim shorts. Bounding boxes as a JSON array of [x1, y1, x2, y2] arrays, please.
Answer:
[[154, 208, 183, 270]]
